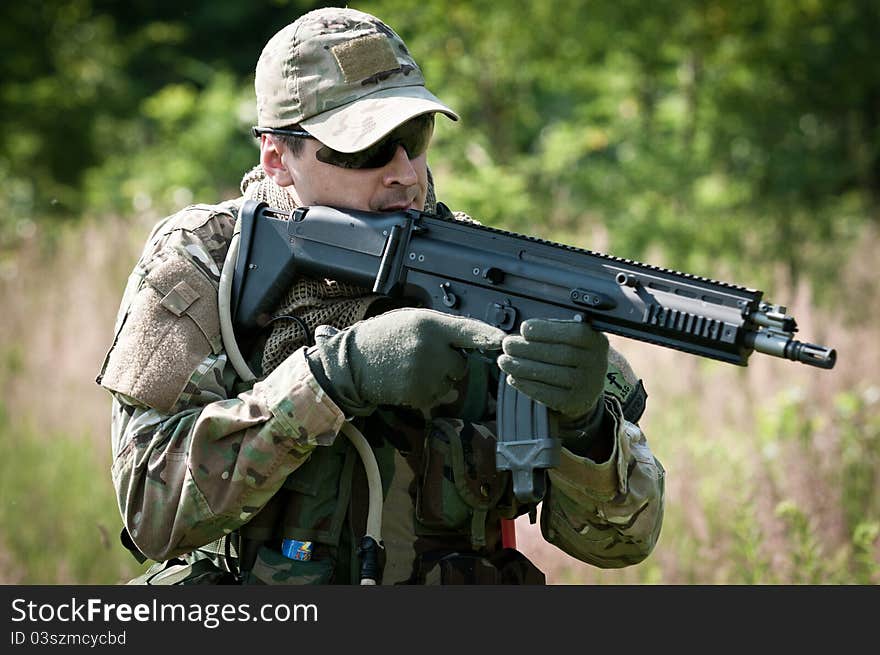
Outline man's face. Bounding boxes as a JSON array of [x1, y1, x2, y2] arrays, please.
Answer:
[[274, 138, 430, 213]]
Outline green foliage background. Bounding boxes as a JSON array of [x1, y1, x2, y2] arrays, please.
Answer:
[[0, 0, 878, 583]]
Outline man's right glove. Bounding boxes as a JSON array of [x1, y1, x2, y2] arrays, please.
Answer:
[[305, 308, 506, 417]]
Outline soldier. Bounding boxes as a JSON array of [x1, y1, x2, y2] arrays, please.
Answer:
[[97, 6, 665, 585]]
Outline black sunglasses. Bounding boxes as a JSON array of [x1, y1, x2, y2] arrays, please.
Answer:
[[252, 114, 434, 170]]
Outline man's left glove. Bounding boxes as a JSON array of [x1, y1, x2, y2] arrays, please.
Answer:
[[497, 318, 608, 421]]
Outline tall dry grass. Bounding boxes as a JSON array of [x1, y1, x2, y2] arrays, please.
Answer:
[[0, 213, 159, 583], [0, 214, 877, 583]]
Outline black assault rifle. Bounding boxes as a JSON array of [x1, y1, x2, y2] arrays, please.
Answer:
[[230, 201, 836, 502]]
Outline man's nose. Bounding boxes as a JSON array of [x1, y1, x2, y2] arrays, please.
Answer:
[[382, 144, 418, 186]]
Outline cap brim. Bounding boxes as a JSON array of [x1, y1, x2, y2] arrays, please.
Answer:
[[300, 85, 459, 153]]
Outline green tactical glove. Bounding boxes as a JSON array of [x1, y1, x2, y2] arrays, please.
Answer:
[[306, 308, 506, 417], [497, 318, 609, 420]]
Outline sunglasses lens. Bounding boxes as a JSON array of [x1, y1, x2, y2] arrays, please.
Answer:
[[315, 114, 434, 169], [315, 141, 395, 169]]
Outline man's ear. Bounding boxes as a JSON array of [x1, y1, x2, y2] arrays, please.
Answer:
[[260, 136, 294, 187]]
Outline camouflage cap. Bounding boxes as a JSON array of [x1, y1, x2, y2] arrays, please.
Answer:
[[255, 7, 458, 153]]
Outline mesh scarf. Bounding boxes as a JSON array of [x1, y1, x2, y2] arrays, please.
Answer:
[[239, 165, 438, 375]]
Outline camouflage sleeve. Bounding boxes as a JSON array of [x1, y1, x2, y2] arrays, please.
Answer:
[[109, 348, 344, 562], [100, 205, 345, 561], [536, 345, 664, 568], [540, 395, 665, 568]]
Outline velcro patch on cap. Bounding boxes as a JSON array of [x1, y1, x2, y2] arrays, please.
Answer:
[[331, 33, 399, 83]]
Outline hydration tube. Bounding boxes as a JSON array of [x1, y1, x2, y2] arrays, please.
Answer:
[[218, 210, 385, 584], [218, 215, 257, 384]]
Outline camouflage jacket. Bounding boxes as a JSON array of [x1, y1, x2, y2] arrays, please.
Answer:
[[97, 199, 665, 584]]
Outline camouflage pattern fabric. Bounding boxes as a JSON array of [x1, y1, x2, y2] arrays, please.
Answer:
[[254, 7, 458, 153], [97, 203, 345, 561], [97, 183, 665, 584]]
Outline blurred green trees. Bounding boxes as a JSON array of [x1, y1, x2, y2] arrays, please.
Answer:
[[377, 0, 880, 293], [0, 0, 323, 243], [2, 0, 878, 283]]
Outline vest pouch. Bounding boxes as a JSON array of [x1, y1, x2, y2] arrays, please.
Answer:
[[241, 546, 336, 585], [416, 420, 509, 549], [420, 549, 545, 585], [276, 436, 356, 546]]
